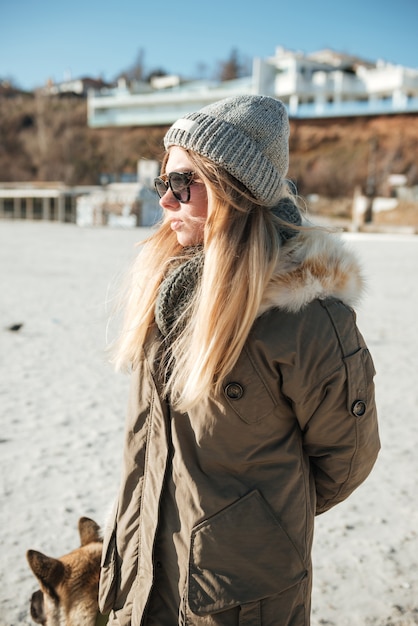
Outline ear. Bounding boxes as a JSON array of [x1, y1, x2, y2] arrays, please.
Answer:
[[30, 589, 46, 624], [78, 517, 102, 546], [26, 550, 65, 596]]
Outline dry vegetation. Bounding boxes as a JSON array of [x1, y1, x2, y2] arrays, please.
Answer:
[[306, 197, 418, 231], [0, 94, 166, 185], [1, 94, 418, 226], [289, 114, 418, 197], [372, 200, 418, 227]]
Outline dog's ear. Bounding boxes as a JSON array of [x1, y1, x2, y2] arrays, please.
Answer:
[[78, 517, 102, 546], [30, 589, 46, 624], [26, 550, 65, 597]]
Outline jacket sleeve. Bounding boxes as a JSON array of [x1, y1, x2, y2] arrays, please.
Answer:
[[99, 369, 149, 615], [286, 299, 380, 515]]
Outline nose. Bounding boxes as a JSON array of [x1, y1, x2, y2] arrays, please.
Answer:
[[159, 187, 180, 210]]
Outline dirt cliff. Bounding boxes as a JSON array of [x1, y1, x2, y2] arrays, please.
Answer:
[[1, 94, 418, 202]]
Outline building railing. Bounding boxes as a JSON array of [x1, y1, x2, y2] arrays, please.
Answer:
[[292, 96, 418, 118]]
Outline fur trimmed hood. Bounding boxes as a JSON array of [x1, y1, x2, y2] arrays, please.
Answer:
[[259, 225, 364, 316]]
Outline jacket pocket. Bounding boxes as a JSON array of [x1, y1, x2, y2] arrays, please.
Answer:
[[343, 347, 376, 415], [98, 503, 118, 615], [188, 490, 307, 616], [222, 347, 277, 424]]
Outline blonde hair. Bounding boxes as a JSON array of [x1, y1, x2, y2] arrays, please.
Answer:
[[112, 150, 296, 411]]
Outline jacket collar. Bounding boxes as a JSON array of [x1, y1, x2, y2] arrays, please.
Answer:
[[259, 225, 364, 316]]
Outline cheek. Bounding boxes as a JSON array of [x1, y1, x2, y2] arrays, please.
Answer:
[[193, 187, 209, 219], [194, 206, 208, 221]]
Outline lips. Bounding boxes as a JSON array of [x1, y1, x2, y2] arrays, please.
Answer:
[[170, 220, 183, 231]]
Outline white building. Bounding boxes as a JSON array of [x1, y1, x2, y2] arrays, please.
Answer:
[[88, 76, 254, 127], [87, 47, 418, 128], [76, 165, 162, 228], [0, 161, 162, 227], [261, 47, 418, 117], [0, 183, 78, 222]]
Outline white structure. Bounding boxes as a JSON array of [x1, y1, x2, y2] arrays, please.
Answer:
[[0, 162, 162, 228], [261, 47, 418, 118], [88, 47, 418, 128], [41, 76, 110, 97], [76, 180, 161, 228], [88, 76, 253, 127], [0, 183, 78, 222]]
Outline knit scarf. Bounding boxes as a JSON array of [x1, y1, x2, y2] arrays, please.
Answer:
[[155, 249, 204, 338]]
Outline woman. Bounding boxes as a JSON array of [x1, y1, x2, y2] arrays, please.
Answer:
[[99, 95, 380, 626]]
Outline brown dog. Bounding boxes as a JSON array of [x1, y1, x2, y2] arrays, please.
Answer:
[[26, 516, 108, 626]]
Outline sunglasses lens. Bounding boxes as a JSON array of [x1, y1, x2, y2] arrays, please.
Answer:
[[154, 172, 193, 202], [154, 178, 167, 198], [169, 172, 191, 202]]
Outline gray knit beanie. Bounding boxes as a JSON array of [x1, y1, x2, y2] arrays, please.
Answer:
[[164, 95, 290, 206]]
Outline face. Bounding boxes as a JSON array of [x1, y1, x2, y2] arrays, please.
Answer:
[[160, 147, 208, 247]]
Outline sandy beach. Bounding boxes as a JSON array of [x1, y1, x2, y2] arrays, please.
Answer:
[[0, 220, 417, 626]]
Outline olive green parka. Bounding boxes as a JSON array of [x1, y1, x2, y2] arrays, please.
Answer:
[[99, 227, 380, 626]]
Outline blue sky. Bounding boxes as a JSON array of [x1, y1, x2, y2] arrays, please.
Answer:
[[1, 0, 418, 90]]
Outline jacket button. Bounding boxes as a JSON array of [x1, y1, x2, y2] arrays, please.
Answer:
[[351, 400, 366, 417], [225, 382, 244, 400]]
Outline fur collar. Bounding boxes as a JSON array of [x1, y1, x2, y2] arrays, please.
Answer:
[[259, 225, 364, 315]]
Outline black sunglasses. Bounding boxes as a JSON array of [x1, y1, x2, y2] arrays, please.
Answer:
[[154, 171, 195, 203]]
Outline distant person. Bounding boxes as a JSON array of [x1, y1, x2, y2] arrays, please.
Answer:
[[99, 95, 380, 625]]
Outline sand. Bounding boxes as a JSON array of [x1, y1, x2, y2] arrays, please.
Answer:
[[0, 220, 417, 626]]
